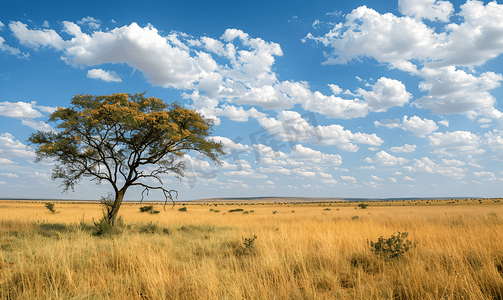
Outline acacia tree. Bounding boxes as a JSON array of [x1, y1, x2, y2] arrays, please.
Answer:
[[29, 93, 224, 225]]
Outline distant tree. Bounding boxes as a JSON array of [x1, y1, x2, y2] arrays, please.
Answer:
[[29, 93, 224, 225], [44, 202, 57, 214], [358, 203, 369, 209]]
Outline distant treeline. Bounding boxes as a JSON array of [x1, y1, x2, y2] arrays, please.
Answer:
[[2, 196, 495, 203]]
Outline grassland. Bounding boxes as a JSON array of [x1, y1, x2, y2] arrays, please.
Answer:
[[1, 199, 502, 299]]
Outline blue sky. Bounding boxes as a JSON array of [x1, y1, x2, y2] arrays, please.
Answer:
[[1, 0, 503, 200]]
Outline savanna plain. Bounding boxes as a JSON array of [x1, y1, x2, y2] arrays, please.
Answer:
[[1, 199, 503, 300]]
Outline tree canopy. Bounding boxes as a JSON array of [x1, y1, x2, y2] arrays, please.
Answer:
[[29, 92, 224, 224]]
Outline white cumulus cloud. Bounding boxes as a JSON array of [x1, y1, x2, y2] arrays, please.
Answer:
[[375, 115, 438, 137], [341, 175, 356, 181], [9, 21, 64, 50], [370, 175, 383, 181], [303, 1, 503, 120], [357, 77, 412, 112], [0, 101, 43, 118], [428, 131, 484, 156], [255, 110, 383, 152], [403, 176, 416, 181], [403, 157, 466, 178], [398, 0, 454, 22], [0, 158, 16, 164], [20, 119, 54, 132], [389, 144, 417, 153], [364, 151, 409, 166], [0, 36, 28, 57], [87, 69, 122, 82], [0, 133, 36, 160], [402, 115, 438, 137], [473, 171, 496, 181], [414, 67, 503, 116], [0, 173, 18, 177], [77, 16, 101, 29]]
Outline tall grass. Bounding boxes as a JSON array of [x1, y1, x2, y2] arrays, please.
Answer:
[[0, 200, 502, 299]]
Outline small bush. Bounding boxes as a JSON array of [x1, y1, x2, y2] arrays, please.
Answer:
[[149, 210, 160, 214], [93, 216, 124, 236], [358, 203, 369, 209], [228, 208, 244, 213], [272, 211, 277, 214], [139, 205, 154, 213], [44, 202, 57, 214], [242, 234, 257, 255], [99, 193, 115, 220], [229, 234, 258, 257], [178, 206, 188, 212], [368, 231, 417, 259], [140, 222, 158, 234], [323, 208, 331, 211]]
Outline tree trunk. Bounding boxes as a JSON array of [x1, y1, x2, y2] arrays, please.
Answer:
[[108, 188, 126, 226]]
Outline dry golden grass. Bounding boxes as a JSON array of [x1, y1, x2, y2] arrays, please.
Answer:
[[1, 199, 503, 299]]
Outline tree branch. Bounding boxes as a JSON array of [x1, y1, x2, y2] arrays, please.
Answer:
[[131, 182, 178, 210]]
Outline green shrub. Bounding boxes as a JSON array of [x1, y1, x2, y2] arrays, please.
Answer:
[[368, 232, 417, 259], [358, 203, 369, 209], [149, 210, 160, 214], [139, 222, 158, 234], [228, 208, 244, 213], [139, 205, 154, 212], [178, 206, 188, 212], [99, 194, 114, 220], [44, 202, 57, 214], [242, 234, 257, 255], [323, 208, 331, 211], [93, 216, 124, 236], [229, 234, 257, 257]]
